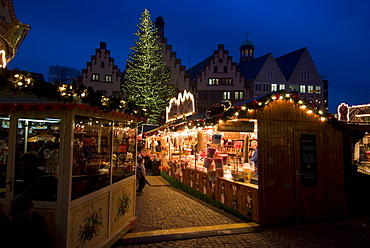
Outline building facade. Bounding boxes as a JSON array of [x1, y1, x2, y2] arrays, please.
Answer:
[[154, 16, 327, 114], [80, 42, 122, 96]]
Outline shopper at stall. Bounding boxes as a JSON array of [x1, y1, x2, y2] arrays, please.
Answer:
[[15, 151, 58, 201], [9, 191, 49, 248], [250, 141, 258, 176], [136, 157, 147, 195]]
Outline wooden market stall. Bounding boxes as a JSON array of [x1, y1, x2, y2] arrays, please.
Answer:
[[147, 91, 346, 226], [0, 99, 138, 247]]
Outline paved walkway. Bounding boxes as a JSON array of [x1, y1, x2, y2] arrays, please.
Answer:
[[112, 177, 370, 247]]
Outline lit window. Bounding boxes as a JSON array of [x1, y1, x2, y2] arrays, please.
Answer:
[[223, 91, 231, 100], [92, 74, 99, 81], [271, 84, 277, 91], [308, 85, 314, 93], [315, 86, 321, 93], [208, 78, 219, 85], [279, 84, 285, 90], [105, 75, 112, 82], [234, 91, 244, 100], [300, 85, 306, 93]]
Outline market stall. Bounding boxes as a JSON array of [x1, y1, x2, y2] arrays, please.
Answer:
[[0, 100, 138, 247], [147, 91, 346, 226]]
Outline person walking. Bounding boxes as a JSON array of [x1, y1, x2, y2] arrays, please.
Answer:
[[136, 157, 147, 195]]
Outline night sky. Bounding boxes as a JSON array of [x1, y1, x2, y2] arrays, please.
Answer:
[[7, 0, 370, 113]]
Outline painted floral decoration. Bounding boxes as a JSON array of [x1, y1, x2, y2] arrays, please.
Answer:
[[77, 206, 103, 247], [116, 192, 131, 218]]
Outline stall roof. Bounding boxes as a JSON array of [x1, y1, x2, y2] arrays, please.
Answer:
[[0, 101, 138, 120]]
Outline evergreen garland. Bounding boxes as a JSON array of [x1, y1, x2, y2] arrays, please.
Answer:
[[0, 68, 146, 119]]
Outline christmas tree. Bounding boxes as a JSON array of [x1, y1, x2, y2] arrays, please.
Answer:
[[123, 9, 174, 125]]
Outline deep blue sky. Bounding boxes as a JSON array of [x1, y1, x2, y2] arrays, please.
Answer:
[[8, 0, 370, 113]]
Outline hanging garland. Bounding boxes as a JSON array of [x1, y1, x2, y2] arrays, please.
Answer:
[[0, 68, 147, 119], [147, 90, 342, 135]]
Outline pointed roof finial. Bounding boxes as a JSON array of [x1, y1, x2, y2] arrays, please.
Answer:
[[246, 31, 250, 40]]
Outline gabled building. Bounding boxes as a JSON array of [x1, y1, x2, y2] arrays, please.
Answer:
[[186, 44, 245, 114], [80, 42, 122, 96], [238, 52, 287, 99], [275, 47, 326, 108], [153, 16, 327, 114]]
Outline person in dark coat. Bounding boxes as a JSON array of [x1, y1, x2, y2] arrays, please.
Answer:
[[136, 157, 147, 194], [9, 191, 49, 248], [16, 151, 58, 201]]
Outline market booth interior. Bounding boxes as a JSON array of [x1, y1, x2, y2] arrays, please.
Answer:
[[0, 99, 139, 248], [145, 91, 347, 226]]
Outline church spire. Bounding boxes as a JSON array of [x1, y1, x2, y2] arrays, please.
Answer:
[[239, 32, 255, 64], [155, 16, 165, 38]]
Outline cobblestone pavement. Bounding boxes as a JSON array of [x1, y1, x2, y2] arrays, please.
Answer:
[[112, 184, 370, 248]]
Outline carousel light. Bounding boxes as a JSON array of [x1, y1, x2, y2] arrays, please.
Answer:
[[318, 110, 323, 115], [307, 110, 313, 114], [279, 96, 284, 100], [285, 93, 290, 98], [298, 100, 303, 104], [272, 95, 277, 100], [241, 106, 247, 110], [300, 105, 307, 109], [17, 82, 22, 86], [320, 117, 326, 122]]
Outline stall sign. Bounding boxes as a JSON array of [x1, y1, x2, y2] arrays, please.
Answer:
[[166, 90, 195, 122], [300, 133, 317, 187], [218, 121, 254, 132]]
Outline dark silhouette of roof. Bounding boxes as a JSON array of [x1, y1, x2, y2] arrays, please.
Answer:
[[186, 56, 212, 81], [275, 47, 306, 81], [237, 53, 271, 81]]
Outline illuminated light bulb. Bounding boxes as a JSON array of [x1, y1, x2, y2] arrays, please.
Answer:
[[272, 95, 277, 100], [300, 105, 307, 109], [320, 117, 326, 122], [81, 92, 85, 97], [298, 100, 303, 104], [14, 74, 19, 78], [59, 86, 65, 91], [17, 82, 22, 86], [248, 109, 254, 112], [318, 110, 323, 115], [234, 112, 239, 116], [307, 110, 313, 114], [285, 94, 290, 98], [279, 96, 284, 100], [258, 102, 262, 106], [289, 98, 293, 102], [241, 106, 246, 110], [219, 120, 223, 124]]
